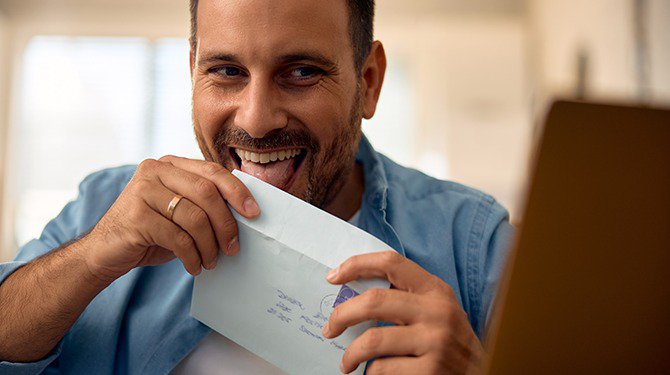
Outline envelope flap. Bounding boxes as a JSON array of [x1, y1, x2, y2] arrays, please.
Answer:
[[231, 170, 392, 270]]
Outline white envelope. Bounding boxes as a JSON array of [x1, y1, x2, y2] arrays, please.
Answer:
[[191, 170, 392, 375]]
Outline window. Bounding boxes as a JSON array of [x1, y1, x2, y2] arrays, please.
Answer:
[[10, 36, 196, 247]]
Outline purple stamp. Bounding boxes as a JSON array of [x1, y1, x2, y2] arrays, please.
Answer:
[[333, 284, 360, 308]]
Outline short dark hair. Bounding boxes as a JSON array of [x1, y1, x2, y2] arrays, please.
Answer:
[[189, 0, 375, 73]]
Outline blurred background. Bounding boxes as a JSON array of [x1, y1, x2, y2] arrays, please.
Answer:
[[0, 0, 668, 261]]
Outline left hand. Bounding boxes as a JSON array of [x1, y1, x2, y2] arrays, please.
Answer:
[[322, 251, 483, 374]]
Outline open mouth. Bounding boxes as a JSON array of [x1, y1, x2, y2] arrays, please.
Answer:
[[229, 146, 308, 191]]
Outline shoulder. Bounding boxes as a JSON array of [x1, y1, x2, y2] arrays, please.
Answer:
[[14, 165, 138, 262], [379, 154, 507, 225], [378, 154, 513, 335], [69, 165, 138, 222], [379, 154, 511, 263], [37, 165, 138, 249], [72, 164, 138, 223], [78, 164, 138, 195]]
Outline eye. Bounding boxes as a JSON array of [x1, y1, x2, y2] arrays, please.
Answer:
[[281, 66, 325, 85], [289, 66, 321, 78], [210, 66, 246, 78]]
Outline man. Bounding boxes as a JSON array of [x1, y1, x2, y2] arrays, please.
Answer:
[[0, 0, 513, 374]]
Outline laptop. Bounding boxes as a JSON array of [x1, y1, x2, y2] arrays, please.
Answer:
[[483, 101, 670, 374]]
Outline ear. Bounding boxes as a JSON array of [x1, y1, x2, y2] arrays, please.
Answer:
[[360, 41, 387, 120]]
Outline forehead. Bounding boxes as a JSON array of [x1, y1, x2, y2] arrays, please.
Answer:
[[196, 0, 352, 63]]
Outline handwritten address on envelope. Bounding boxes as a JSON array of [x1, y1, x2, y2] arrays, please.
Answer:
[[267, 285, 360, 351]]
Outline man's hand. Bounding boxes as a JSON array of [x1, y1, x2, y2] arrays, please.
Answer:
[[322, 251, 483, 375], [86, 155, 259, 281], [0, 156, 259, 362]]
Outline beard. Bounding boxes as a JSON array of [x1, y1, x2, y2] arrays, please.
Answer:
[[194, 91, 363, 209]]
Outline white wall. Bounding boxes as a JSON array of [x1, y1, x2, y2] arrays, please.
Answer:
[[373, 14, 532, 214], [529, 0, 670, 106], [0, 9, 13, 262], [5, 2, 188, 43], [648, 0, 670, 104]]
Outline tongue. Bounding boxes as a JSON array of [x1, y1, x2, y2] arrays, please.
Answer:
[[240, 159, 296, 189]]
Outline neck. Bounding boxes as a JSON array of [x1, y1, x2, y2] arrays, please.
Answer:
[[323, 162, 364, 221]]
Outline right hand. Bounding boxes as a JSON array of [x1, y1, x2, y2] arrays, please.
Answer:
[[84, 156, 260, 281]]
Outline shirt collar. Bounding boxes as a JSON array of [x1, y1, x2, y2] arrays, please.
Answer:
[[356, 134, 389, 211], [355, 134, 406, 256]]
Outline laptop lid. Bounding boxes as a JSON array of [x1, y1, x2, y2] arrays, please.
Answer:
[[484, 101, 670, 374]]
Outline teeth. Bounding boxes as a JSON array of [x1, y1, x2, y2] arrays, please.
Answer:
[[235, 148, 302, 164]]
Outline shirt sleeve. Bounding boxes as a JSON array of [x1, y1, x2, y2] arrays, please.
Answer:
[[0, 167, 133, 373], [477, 201, 515, 339]]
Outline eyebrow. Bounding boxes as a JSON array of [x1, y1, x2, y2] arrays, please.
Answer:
[[198, 53, 240, 66], [198, 51, 338, 70]]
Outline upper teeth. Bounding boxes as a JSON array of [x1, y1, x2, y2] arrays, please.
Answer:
[[235, 148, 302, 164]]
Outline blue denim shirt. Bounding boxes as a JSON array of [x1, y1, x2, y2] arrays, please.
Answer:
[[0, 136, 513, 374]]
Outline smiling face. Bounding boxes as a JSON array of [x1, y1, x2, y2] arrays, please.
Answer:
[[191, 0, 374, 209]]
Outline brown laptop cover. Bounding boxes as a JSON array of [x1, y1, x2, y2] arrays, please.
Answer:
[[485, 101, 670, 374]]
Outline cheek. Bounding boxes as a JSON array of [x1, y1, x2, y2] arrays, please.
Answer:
[[285, 85, 356, 145], [192, 80, 236, 146]]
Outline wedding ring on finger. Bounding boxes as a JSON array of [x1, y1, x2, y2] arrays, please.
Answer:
[[166, 194, 184, 221]]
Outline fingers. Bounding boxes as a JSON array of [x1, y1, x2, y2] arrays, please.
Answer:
[[339, 326, 425, 374], [149, 160, 241, 257], [170, 198, 220, 268], [327, 251, 444, 295], [144, 207, 203, 276], [364, 356, 426, 375], [159, 155, 260, 218], [142, 183, 219, 269], [323, 289, 420, 339]]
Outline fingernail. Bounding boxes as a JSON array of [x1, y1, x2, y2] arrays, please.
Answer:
[[322, 322, 330, 337], [227, 236, 239, 255], [243, 197, 260, 216], [339, 362, 345, 373], [206, 259, 217, 270], [326, 267, 339, 282]]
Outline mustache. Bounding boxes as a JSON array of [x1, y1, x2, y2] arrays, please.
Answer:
[[213, 127, 320, 155]]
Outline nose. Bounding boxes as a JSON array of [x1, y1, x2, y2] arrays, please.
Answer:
[[234, 77, 288, 139]]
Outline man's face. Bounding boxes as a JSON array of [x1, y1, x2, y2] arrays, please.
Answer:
[[191, 0, 363, 208]]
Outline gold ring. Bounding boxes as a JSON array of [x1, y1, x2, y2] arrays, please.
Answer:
[[166, 195, 184, 221]]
